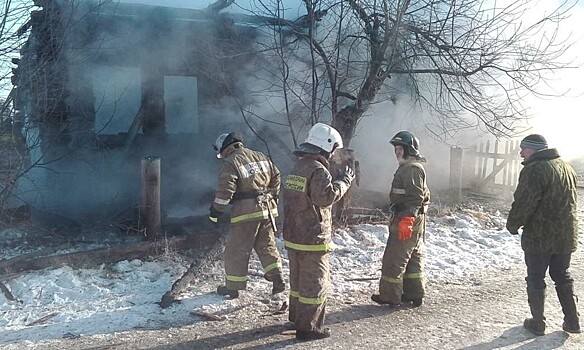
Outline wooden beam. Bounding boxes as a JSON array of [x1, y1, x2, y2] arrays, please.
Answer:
[[141, 157, 161, 240], [0, 233, 219, 276]]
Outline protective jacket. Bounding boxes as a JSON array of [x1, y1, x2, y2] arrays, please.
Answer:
[[212, 143, 280, 224], [282, 154, 351, 252], [389, 157, 430, 229], [377, 156, 430, 305], [506, 148, 579, 254]]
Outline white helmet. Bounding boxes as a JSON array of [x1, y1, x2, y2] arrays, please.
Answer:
[[213, 132, 243, 158], [304, 123, 343, 153], [213, 133, 229, 158]]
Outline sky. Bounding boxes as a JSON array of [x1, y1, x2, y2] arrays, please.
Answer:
[[0, 201, 538, 346], [518, 0, 584, 161]]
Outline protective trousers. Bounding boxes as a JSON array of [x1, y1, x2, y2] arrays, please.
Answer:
[[378, 223, 425, 304], [223, 219, 282, 290], [287, 250, 330, 332]]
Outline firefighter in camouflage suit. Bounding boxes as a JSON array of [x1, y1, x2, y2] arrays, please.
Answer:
[[209, 132, 285, 299], [506, 134, 581, 336], [371, 130, 430, 307], [282, 123, 355, 341]]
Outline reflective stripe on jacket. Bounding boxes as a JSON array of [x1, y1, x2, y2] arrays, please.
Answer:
[[212, 144, 280, 224], [389, 158, 430, 215], [282, 154, 351, 251], [389, 157, 430, 234]]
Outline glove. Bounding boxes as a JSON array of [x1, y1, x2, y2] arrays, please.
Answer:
[[209, 205, 223, 223], [398, 216, 415, 240], [340, 165, 355, 183]]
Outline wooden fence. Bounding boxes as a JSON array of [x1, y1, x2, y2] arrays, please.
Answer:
[[450, 139, 522, 200], [468, 139, 523, 196]]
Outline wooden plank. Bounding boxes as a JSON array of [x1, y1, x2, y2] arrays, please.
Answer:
[[0, 233, 220, 276], [141, 157, 161, 240], [159, 234, 226, 308], [0, 279, 17, 301], [492, 140, 500, 186], [502, 141, 509, 186], [477, 142, 520, 190], [481, 140, 490, 180], [474, 143, 481, 178]]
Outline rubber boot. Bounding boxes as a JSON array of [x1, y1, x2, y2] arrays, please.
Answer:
[[401, 295, 423, 307], [371, 294, 400, 307], [524, 288, 546, 336], [556, 284, 582, 333], [217, 285, 239, 299], [296, 328, 331, 341], [271, 274, 286, 295]]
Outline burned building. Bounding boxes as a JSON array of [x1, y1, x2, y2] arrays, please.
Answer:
[[11, 0, 285, 225]]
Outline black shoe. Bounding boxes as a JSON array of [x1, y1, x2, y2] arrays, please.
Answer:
[[524, 318, 545, 336], [401, 295, 423, 307], [412, 298, 423, 307], [265, 273, 286, 295], [217, 285, 239, 299], [371, 294, 400, 307], [563, 321, 582, 333], [272, 275, 286, 295], [296, 328, 331, 341]]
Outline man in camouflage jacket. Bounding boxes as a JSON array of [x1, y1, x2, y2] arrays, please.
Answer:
[[282, 123, 354, 341], [506, 134, 580, 335], [209, 132, 284, 299]]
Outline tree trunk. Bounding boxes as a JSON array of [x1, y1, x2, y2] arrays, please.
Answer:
[[333, 105, 363, 147]]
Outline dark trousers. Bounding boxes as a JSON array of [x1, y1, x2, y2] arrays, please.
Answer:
[[524, 252, 574, 290]]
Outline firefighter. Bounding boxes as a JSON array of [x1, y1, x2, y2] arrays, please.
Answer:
[[371, 130, 430, 307], [209, 131, 285, 299], [282, 123, 355, 341]]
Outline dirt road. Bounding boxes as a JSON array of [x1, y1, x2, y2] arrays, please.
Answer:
[[3, 249, 583, 349], [2, 190, 584, 350]]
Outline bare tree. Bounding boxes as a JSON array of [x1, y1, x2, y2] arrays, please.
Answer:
[[1, 0, 32, 103], [252, 0, 577, 145], [0, 0, 34, 216]]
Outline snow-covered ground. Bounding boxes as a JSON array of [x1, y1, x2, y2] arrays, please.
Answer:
[[0, 202, 532, 346]]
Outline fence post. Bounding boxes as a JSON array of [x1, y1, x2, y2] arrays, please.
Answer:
[[449, 147, 463, 204], [141, 156, 161, 240]]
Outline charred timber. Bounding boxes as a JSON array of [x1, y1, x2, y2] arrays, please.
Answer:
[[0, 233, 220, 276]]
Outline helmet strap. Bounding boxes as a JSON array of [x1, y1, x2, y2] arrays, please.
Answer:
[[320, 150, 332, 159]]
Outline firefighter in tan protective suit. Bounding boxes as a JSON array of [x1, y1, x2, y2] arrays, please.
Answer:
[[209, 132, 285, 299], [282, 123, 355, 341], [371, 130, 430, 307]]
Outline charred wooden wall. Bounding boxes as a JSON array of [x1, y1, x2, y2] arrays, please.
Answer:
[[16, 0, 259, 156], [11, 0, 263, 223]]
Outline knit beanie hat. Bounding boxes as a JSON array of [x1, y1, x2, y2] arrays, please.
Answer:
[[520, 134, 548, 150]]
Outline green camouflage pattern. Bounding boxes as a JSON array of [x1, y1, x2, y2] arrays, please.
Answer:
[[506, 148, 579, 254]]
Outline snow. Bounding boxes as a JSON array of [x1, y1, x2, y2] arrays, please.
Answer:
[[0, 206, 525, 345]]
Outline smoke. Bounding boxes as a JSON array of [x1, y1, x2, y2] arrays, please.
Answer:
[[350, 100, 453, 195], [14, 0, 263, 223], [19, 0, 575, 226]]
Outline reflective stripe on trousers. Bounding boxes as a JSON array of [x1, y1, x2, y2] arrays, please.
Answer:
[[231, 207, 278, 224]]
